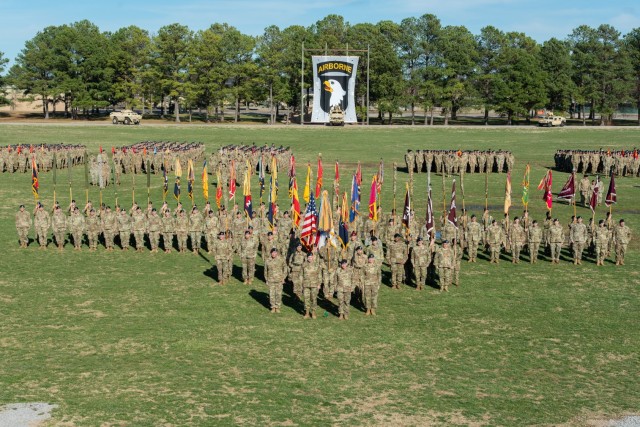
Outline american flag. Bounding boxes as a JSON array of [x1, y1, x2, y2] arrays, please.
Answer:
[[300, 192, 318, 249]]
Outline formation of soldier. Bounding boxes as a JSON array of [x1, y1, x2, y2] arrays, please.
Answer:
[[554, 149, 640, 177], [404, 149, 515, 177], [112, 142, 206, 176], [1, 144, 86, 173]]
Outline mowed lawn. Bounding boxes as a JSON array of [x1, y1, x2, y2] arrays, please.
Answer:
[[0, 124, 639, 426]]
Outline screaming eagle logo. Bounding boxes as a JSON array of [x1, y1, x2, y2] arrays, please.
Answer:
[[317, 61, 354, 114]]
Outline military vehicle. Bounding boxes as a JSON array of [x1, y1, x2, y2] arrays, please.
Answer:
[[538, 113, 566, 127], [110, 110, 142, 125], [328, 106, 345, 126]]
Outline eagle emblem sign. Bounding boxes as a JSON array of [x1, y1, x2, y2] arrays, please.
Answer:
[[311, 56, 359, 123]]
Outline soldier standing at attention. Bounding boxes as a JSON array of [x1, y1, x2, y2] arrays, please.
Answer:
[[101, 206, 117, 251], [614, 219, 632, 266], [411, 237, 430, 290], [86, 209, 100, 251], [161, 210, 175, 253], [51, 205, 67, 250], [189, 206, 203, 254], [509, 217, 526, 264], [69, 207, 85, 250], [264, 248, 288, 313], [175, 209, 189, 253], [240, 230, 258, 284], [288, 243, 306, 299], [302, 252, 321, 319], [435, 240, 454, 292], [15, 204, 31, 248], [549, 219, 565, 264], [147, 208, 162, 253], [366, 236, 384, 285], [213, 232, 232, 284], [117, 207, 132, 250], [132, 207, 147, 252], [594, 220, 609, 266], [318, 243, 339, 299], [486, 220, 503, 264], [351, 245, 367, 296], [579, 174, 591, 206], [465, 214, 482, 262], [204, 210, 219, 254], [335, 259, 354, 320], [34, 203, 50, 249], [570, 216, 588, 265], [388, 233, 408, 289], [452, 239, 463, 287], [527, 220, 542, 263], [363, 254, 380, 316]]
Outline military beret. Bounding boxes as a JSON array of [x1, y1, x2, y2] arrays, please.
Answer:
[[340, 259, 348, 264], [442, 239, 449, 244], [417, 237, 423, 242], [371, 236, 378, 242], [296, 242, 302, 248], [356, 246, 362, 251], [368, 254, 375, 259], [307, 252, 314, 257], [267, 231, 273, 236], [394, 233, 402, 238], [218, 231, 225, 236], [351, 231, 357, 236], [270, 248, 278, 254], [19, 204, 24, 208]]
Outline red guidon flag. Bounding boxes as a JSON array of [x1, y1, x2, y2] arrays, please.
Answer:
[[538, 170, 553, 211], [558, 173, 575, 201], [605, 174, 617, 206]]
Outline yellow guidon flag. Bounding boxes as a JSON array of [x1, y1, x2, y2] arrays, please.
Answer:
[[303, 163, 311, 203], [504, 171, 512, 215], [202, 160, 209, 201]]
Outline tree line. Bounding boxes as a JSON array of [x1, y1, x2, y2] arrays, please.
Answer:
[[1, 14, 640, 125]]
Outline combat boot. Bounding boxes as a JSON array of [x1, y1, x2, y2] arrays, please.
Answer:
[[365, 309, 371, 316], [303, 311, 310, 319], [270, 308, 275, 313], [311, 311, 317, 319], [371, 309, 377, 316]]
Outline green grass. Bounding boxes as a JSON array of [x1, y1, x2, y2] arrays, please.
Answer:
[[0, 124, 639, 426]]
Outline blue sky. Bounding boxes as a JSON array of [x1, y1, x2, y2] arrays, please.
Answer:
[[2, 0, 639, 69]]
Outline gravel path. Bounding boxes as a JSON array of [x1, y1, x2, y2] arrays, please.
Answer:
[[0, 403, 57, 427], [612, 416, 640, 427]]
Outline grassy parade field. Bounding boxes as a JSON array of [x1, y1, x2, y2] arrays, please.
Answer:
[[0, 124, 639, 426]]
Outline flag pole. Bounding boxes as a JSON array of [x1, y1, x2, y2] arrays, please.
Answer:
[[67, 152, 73, 204], [442, 170, 446, 220], [147, 159, 151, 205], [393, 162, 397, 219], [484, 166, 488, 210], [461, 169, 465, 213], [52, 153, 57, 207], [572, 170, 577, 218], [132, 169, 136, 205]]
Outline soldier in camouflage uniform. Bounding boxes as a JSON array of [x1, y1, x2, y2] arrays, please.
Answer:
[[147, 209, 162, 253], [86, 209, 100, 251], [594, 220, 610, 266], [435, 240, 454, 292], [302, 252, 321, 319], [264, 248, 288, 313], [527, 220, 542, 264], [366, 236, 384, 284], [213, 232, 232, 284], [613, 219, 632, 266], [240, 230, 258, 284], [411, 237, 431, 290], [102, 206, 117, 251], [69, 207, 85, 250], [318, 243, 339, 299], [509, 217, 526, 264], [288, 243, 306, 299], [189, 206, 203, 254], [362, 254, 380, 316], [117, 208, 132, 250], [486, 220, 503, 264], [465, 215, 482, 262], [336, 259, 354, 320], [15, 205, 31, 248], [452, 239, 463, 287], [161, 210, 175, 253], [50, 204, 66, 250], [132, 207, 147, 252], [231, 210, 246, 254], [204, 210, 220, 254], [175, 210, 189, 253], [549, 219, 564, 264], [388, 234, 408, 289], [33, 203, 50, 249], [570, 216, 588, 265]]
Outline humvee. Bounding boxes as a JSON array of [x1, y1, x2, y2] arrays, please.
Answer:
[[538, 113, 566, 127], [110, 109, 142, 125]]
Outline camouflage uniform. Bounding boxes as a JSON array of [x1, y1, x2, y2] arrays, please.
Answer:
[[318, 245, 339, 298], [132, 209, 147, 251], [175, 211, 189, 252], [570, 219, 588, 264], [411, 239, 432, 290], [213, 234, 233, 284], [101, 208, 117, 250], [335, 263, 354, 319], [594, 223, 610, 265], [302, 254, 321, 318], [549, 221, 565, 264], [189, 209, 204, 252], [161, 212, 175, 252], [509, 220, 526, 263], [388, 236, 408, 288], [240, 233, 258, 283], [69, 210, 85, 250], [204, 212, 220, 253], [362, 257, 380, 315], [147, 211, 162, 252], [15, 207, 31, 248], [351, 248, 368, 295], [117, 210, 132, 249], [613, 222, 632, 265], [288, 246, 306, 298], [435, 243, 454, 292], [465, 219, 482, 262], [86, 211, 100, 251], [527, 223, 542, 264], [34, 206, 50, 248], [264, 251, 288, 312], [486, 222, 503, 263]]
